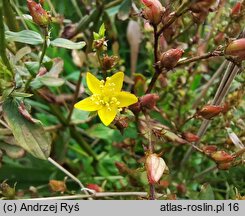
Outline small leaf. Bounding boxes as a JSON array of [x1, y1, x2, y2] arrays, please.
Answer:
[[50, 38, 86, 49], [11, 91, 33, 98], [5, 30, 43, 45], [99, 23, 106, 38], [38, 76, 65, 87], [3, 98, 51, 160], [93, 32, 100, 40], [13, 46, 32, 64]]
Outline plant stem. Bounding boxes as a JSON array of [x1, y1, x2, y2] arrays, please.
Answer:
[[96, 50, 106, 80], [70, 127, 98, 161], [192, 61, 227, 108], [48, 157, 92, 196], [193, 165, 217, 179], [177, 51, 224, 67], [157, 1, 190, 37], [181, 61, 240, 167], [23, 191, 164, 200], [145, 26, 161, 94], [66, 71, 83, 124], [0, 1, 13, 74], [3, 0, 19, 32], [39, 27, 49, 69], [233, 148, 245, 158]]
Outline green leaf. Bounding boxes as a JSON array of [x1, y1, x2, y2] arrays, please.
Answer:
[[87, 124, 115, 140], [99, 23, 106, 38], [117, 0, 132, 21], [93, 32, 100, 40], [50, 38, 86, 49], [3, 99, 51, 160], [198, 183, 215, 200], [5, 30, 43, 45], [11, 91, 33, 98], [25, 62, 39, 76], [38, 76, 65, 87]]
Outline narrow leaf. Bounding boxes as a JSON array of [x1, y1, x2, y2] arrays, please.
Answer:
[[50, 38, 86, 49], [5, 30, 43, 45]]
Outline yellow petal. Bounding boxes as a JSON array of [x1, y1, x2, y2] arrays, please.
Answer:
[[105, 72, 124, 92], [86, 72, 102, 94], [74, 97, 102, 111], [116, 91, 138, 107], [98, 106, 117, 126]]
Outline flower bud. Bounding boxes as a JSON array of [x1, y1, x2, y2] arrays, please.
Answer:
[[49, 180, 67, 193], [202, 145, 217, 155], [141, 0, 165, 25], [87, 184, 103, 192], [211, 151, 234, 163], [182, 132, 200, 142], [231, 2, 242, 17], [176, 183, 187, 195], [27, 0, 50, 27], [140, 93, 159, 110], [197, 105, 224, 120], [190, 0, 216, 13], [145, 154, 166, 184], [93, 38, 107, 51], [225, 38, 245, 61], [0, 181, 16, 199], [159, 48, 184, 70]]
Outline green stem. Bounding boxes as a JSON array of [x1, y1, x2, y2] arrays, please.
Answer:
[[39, 27, 49, 69], [2, 0, 19, 32], [70, 127, 98, 161], [66, 71, 83, 124], [0, 0, 13, 74]]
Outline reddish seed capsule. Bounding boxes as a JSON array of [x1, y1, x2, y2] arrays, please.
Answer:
[[141, 0, 165, 25], [27, 0, 50, 27], [197, 105, 224, 120], [225, 38, 245, 61], [211, 151, 234, 163], [231, 2, 242, 16], [49, 180, 67, 193], [203, 145, 217, 155], [159, 48, 184, 70], [140, 93, 159, 110], [182, 132, 200, 142], [87, 184, 103, 193], [129, 101, 141, 114], [176, 183, 187, 195], [145, 154, 166, 184], [159, 180, 170, 189]]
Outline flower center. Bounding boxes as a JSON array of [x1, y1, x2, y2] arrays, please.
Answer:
[[90, 79, 120, 111]]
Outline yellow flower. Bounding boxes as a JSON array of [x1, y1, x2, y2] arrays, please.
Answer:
[[75, 72, 138, 126]]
